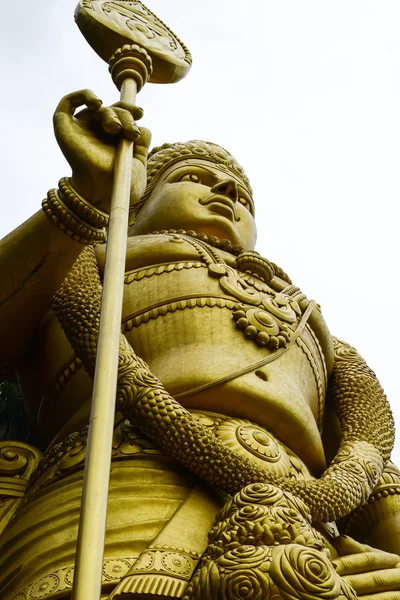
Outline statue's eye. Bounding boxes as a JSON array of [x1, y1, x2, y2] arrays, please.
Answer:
[[239, 196, 252, 213], [179, 173, 201, 183]]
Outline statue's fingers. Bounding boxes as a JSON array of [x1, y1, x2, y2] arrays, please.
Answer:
[[53, 90, 103, 157], [332, 534, 377, 556], [54, 89, 102, 118], [112, 107, 141, 141], [334, 552, 400, 576], [112, 101, 143, 121], [98, 107, 124, 135], [342, 567, 400, 595]]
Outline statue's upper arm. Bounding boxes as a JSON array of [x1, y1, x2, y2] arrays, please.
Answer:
[[307, 304, 335, 376]]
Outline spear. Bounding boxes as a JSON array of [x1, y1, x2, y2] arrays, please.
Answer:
[[72, 2, 191, 598]]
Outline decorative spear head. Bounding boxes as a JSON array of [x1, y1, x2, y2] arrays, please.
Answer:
[[75, 0, 192, 86]]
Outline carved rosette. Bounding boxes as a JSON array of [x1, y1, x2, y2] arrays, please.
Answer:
[[208, 262, 302, 350], [269, 545, 343, 600], [109, 547, 200, 598], [183, 484, 357, 600], [213, 417, 312, 480], [11, 556, 138, 600]]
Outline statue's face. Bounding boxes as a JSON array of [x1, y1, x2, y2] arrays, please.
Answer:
[[130, 158, 257, 249]]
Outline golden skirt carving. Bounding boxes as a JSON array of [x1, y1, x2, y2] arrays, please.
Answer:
[[0, 413, 315, 599]]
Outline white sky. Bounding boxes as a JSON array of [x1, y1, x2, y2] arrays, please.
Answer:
[[0, 1, 399, 463]]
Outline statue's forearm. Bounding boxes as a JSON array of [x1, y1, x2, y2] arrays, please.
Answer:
[[340, 462, 400, 554], [0, 209, 82, 371], [365, 513, 400, 554]]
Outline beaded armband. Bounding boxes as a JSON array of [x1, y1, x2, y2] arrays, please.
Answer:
[[42, 178, 108, 245]]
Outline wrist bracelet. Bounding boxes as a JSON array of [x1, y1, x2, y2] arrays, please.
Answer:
[[42, 188, 106, 245], [58, 178, 109, 228]]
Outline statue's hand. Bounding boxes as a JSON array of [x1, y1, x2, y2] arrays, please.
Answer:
[[332, 535, 400, 598], [53, 89, 151, 211]]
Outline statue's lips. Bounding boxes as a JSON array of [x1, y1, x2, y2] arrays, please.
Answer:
[[199, 194, 238, 221]]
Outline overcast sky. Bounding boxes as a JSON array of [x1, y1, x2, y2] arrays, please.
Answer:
[[1, 1, 399, 463]]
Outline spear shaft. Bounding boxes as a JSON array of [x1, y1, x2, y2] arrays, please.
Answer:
[[72, 2, 192, 595], [72, 77, 137, 600]]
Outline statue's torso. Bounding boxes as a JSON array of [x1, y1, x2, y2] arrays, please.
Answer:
[[2, 233, 341, 599], [19, 233, 333, 474]]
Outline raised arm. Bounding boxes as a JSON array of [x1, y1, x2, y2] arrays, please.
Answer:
[[0, 89, 150, 374], [0, 208, 82, 373]]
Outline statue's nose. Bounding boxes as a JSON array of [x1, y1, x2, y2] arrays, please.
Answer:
[[210, 179, 238, 202]]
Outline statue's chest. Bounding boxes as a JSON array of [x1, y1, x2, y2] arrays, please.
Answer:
[[121, 234, 306, 353]]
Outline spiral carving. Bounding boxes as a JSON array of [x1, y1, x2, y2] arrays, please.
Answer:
[[270, 545, 342, 600], [0, 442, 42, 483]]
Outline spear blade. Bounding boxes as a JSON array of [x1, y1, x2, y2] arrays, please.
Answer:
[[75, 0, 192, 83]]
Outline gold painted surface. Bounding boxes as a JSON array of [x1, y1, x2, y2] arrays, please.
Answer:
[[0, 414, 313, 599], [0, 5, 398, 594], [2, 146, 398, 598], [75, 1, 192, 82], [340, 461, 400, 554], [0, 442, 42, 538], [21, 236, 328, 470], [0, 419, 219, 599], [52, 245, 393, 524]]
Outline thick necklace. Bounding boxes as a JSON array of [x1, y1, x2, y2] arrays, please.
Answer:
[[150, 229, 292, 285], [150, 228, 243, 256]]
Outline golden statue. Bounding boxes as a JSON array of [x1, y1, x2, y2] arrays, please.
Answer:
[[0, 2, 399, 599]]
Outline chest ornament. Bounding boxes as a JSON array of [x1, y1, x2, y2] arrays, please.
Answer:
[[208, 263, 302, 351]]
